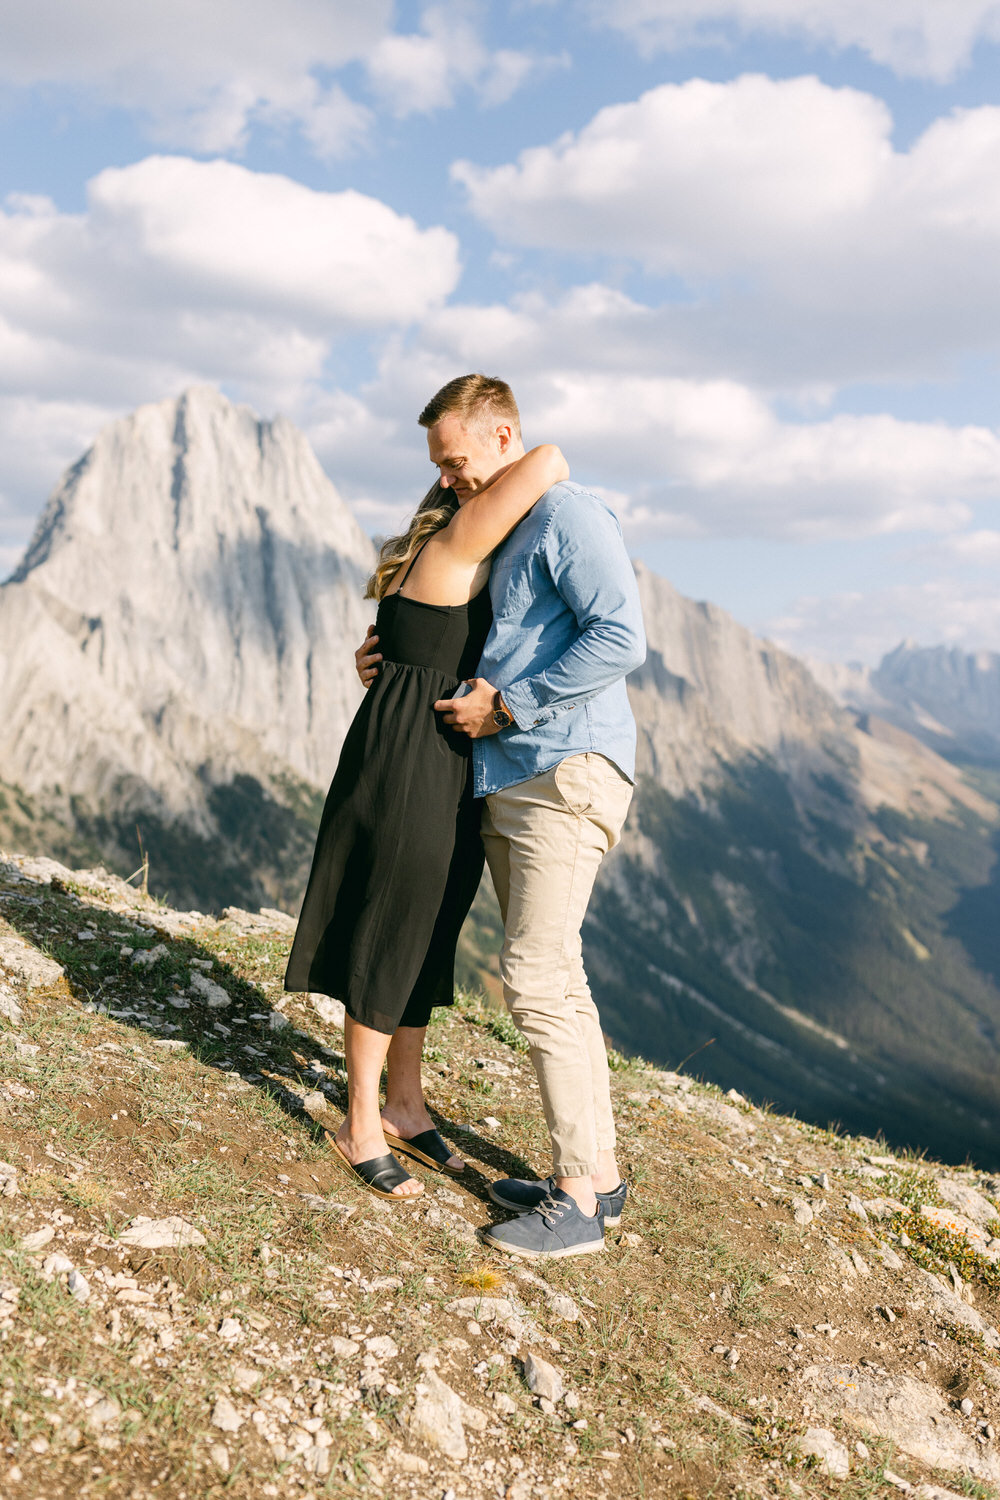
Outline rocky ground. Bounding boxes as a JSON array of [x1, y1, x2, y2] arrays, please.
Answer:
[[1, 852, 999, 1500]]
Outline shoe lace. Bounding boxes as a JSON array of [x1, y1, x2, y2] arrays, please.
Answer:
[[537, 1192, 566, 1228]]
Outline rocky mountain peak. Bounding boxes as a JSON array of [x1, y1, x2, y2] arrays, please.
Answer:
[[0, 387, 376, 823]]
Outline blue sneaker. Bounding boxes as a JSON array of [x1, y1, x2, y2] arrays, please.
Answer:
[[489, 1175, 627, 1228], [480, 1187, 606, 1260]]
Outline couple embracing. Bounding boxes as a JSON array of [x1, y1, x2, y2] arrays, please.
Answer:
[[285, 374, 646, 1261]]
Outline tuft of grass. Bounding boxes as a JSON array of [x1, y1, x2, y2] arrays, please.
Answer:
[[458, 1266, 504, 1291], [60, 1177, 113, 1211], [455, 987, 529, 1053]]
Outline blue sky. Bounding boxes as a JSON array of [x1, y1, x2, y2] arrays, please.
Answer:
[[1, 0, 999, 663]]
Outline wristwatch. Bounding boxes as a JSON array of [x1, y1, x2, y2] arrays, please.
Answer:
[[492, 691, 514, 730]]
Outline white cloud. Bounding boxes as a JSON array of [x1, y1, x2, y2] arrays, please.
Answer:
[[768, 578, 1000, 662], [0, 0, 389, 154], [0, 159, 459, 379], [366, 3, 564, 118], [86, 158, 460, 327], [0, 0, 554, 154], [524, 373, 999, 541], [934, 529, 1000, 566], [0, 157, 461, 556], [456, 75, 891, 275], [394, 299, 1000, 541], [454, 76, 1000, 385], [579, 0, 1000, 82]]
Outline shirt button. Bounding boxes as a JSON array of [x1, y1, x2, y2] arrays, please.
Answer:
[[534, 718, 543, 726]]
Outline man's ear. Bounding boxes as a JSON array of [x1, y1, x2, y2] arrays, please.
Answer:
[[495, 423, 513, 453]]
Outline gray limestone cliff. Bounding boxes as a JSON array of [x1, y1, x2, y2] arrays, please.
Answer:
[[0, 387, 375, 903]]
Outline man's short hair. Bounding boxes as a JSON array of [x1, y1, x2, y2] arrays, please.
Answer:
[[418, 373, 521, 440]]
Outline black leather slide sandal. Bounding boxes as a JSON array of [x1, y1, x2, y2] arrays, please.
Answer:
[[382, 1128, 464, 1176], [329, 1139, 424, 1200]]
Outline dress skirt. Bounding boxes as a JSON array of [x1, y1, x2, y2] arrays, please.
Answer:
[[284, 586, 491, 1035]]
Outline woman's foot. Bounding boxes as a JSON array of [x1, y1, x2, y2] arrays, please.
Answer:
[[381, 1107, 465, 1172], [335, 1125, 423, 1196]]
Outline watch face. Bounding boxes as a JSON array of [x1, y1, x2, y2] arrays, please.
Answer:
[[493, 708, 512, 728]]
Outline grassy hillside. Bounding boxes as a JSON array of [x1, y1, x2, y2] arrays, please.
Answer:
[[3, 853, 1000, 1499]]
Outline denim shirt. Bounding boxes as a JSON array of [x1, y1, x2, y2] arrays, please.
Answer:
[[472, 481, 646, 797]]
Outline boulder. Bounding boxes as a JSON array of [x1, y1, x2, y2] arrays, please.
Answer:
[[118, 1215, 207, 1250], [792, 1427, 850, 1478], [936, 1179, 1000, 1230], [407, 1372, 468, 1461], [803, 1363, 1000, 1483], [915, 1269, 1000, 1349], [0, 922, 64, 990]]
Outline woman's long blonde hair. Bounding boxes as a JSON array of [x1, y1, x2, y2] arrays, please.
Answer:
[[365, 481, 458, 601]]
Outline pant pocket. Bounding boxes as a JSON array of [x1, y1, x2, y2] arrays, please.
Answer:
[[553, 754, 593, 815]]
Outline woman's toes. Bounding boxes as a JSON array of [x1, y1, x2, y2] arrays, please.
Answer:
[[447, 1155, 465, 1171], [392, 1176, 422, 1196]]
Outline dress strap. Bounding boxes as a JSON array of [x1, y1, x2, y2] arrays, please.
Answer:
[[394, 536, 432, 594]]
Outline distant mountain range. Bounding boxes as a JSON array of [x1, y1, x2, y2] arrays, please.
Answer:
[[811, 645, 1000, 767], [2, 388, 998, 1164]]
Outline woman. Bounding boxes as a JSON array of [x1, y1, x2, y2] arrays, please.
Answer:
[[285, 444, 569, 1199]]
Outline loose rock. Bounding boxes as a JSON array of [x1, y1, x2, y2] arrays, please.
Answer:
[[364, 1335, 399, 1360], [67, 1270, 90, 1302], [407, 1371, 468, 1461], [0, 923, 65, 988], [921, 1205, 997, 1260], [211, 1396, 243, 1433], [935, 1179, 999, 1230], [188, 972, 230, 1008], [311, 994, 346, 1027], [522, 1351, 563, 1403], [793, 1427, 850, 1478], [446, 1295, 516, 1323], [21, 1226, 55, 1252], [916, 1269, 1000, 1348], [118, 1215, 207, 1249], [209, 1443, 230, 1474], [0, 986, 23, 1025]]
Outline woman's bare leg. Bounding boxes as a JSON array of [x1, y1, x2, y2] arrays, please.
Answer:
[[335, 1016, 422, 1196], [381, 1025, 464, 1171]]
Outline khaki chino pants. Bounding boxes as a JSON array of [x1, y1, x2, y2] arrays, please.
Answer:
[[481, 753, 633, 1178]]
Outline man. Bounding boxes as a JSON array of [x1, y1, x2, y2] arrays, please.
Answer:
[[356, 373, 645, 1259]]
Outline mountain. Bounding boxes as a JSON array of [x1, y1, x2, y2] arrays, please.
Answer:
[[811, 642, 1000, 768], [0, 387, 374, 909], [3, 389, 999, 1164], [575, 575, 1000, 1166]]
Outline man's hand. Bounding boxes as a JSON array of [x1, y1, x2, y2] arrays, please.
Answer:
[[355, 624, 381, 689], [434, 677, 505, 737]]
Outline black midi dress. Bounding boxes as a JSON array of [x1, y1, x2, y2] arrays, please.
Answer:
[[284, 572, 492, 1035]]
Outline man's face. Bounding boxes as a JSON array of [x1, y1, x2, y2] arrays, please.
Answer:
[[426, 413, 512, 504]]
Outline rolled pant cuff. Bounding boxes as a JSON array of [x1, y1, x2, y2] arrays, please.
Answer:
[[552, 1163, 597, 1179]]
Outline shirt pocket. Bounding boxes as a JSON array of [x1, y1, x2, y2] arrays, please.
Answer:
[[489, 553, 535, 617]]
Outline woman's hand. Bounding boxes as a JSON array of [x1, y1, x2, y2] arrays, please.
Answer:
[[355, 625, 381, 688]]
